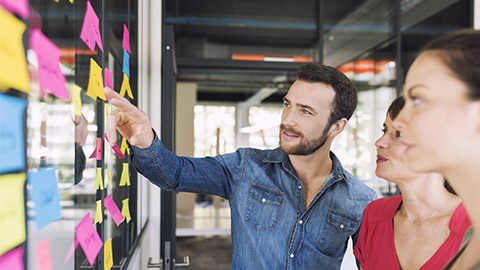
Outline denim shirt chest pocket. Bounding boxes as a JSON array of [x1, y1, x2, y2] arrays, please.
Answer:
[[318, 208, 359, 255], [245, 183, 284, 231]]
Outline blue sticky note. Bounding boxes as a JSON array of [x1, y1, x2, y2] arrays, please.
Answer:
[[28, 167, 62, 230], [0, 93, 26, 174], [123, 49, 130, 78]]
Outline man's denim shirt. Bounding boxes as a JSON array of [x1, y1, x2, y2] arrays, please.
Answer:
[[130, 135, 377, 270]]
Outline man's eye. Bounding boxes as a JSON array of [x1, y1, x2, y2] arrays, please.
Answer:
[[302, 109, 312, 115]]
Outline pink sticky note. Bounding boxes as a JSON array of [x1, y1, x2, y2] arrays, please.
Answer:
[[36, 239, 53, 270], [104, 194, 124, 226], [122, 24, 131, 54], [0, 0, 30, 18], [0, 247, 24, 270], [75, 213, 103, 266], [30, 29, 70, 101], [80, 1, 103, 52], [104, 133, 125, 159], [104, 68, 113, 100], [63, 238, 78, 265], [89, 137, 102, 160]]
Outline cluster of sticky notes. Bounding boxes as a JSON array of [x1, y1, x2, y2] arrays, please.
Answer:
[[119, 24, 134, 99], [0, 6, 29, 93], [0, 93, 26, 174], [0, 173, 26, 256], [28, 167, 62, 230]]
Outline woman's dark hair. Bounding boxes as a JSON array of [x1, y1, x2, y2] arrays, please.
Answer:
[[387, 95, 457, 195], [421, 29, 480, 101], [296, 63, 358, 127]]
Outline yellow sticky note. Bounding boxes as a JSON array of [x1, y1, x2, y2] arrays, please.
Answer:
[[86, 58, 106, 101], [94, 167, 104, 190], [120, 137, 130, 155], [105, 169, 113, 189], [69, 0, 74, 3], [119, 74, 134, 99], [121, 198, 131, 223], [105, 103, 109, 116], [94, 200, 103, 224], [0, 173, 26, 255], [104, 238, 113, 270], [72, 85, 82, 116], [119, 163, 130, 186], [0, 7, 29, 93]]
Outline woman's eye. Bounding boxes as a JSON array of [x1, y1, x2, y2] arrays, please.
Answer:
[[411, 96, 423, 106], [381, 128, 386, 134], [395, 130, 402, 138]]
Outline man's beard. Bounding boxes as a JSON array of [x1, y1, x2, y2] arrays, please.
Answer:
[[279, 123, 330, 155]]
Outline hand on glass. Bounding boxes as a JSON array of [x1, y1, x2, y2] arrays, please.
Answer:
[[104, 87, 154, 149]]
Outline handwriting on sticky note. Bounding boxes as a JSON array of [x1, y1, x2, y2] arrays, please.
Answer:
[[30, 28, 70, 101], [86, 58, 105, 101], [0, 247, 24, 270], [0, 7, 29, 93], [28, 167, 62, 230], [0, 93, 26, 174], [36, 239, 53, 270], [122, 24, 131, 54], [80, 1, 103, 52], [0, 173, 26, 256], [75, 213, 103, 266], [104, 194, 124, 226], [0, 0, 29, 18]]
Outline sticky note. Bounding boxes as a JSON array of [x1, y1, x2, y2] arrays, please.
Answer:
[[36, 239, 53, 270], [72, 85, 82, 116], [105, 103, 109, 116], [0, 0, 29, 18], [0, 247, 24, 270], [69, 0, 74, 3], [30, 28, 70, 101], [28, 167, 62, 230], [121, 51, 130, 78], [94, 200, 103, 224], [0, 7, 29, 93], [105, 169, 113, 189], [104, 238, 113, 270], [89, 137, 102, 160], [104, 194, 124, 226], [120, 137, 130, 155], [119, 74, 133, 99], [121, 198, 131, 223], [104, 133, 125, 159], [0, 93, 26, 174], [94, 168, 104, 190], [86, 58, 105, 101], [0, 173, 26, 256], [104, 68, 113, 95], [63, 238, 77, 265], [119, 163, 130, 186], [75, 213, 103, 266], [122, 24, 131, 54], [80, 0, 103, 52]]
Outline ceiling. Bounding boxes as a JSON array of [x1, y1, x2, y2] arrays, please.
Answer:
[[166, 0, 471, 103]]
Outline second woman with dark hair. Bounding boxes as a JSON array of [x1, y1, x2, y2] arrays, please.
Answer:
[[353, 96, 471, 269]]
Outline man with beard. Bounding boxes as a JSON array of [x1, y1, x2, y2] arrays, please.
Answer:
[[105, 63, 376, 269]]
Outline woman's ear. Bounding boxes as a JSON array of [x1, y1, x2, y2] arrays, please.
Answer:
[[329, 118, 348, 137]]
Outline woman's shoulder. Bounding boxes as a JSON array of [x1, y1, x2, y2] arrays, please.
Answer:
[[364, 195, 403, 221]]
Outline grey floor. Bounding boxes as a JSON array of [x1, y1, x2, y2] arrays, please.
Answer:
[[176, 236, 233, 269]]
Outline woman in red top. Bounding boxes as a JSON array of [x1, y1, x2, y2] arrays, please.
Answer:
[[353, 96, 471, 269]]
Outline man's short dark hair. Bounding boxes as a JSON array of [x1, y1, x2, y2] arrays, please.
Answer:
[[296, 63, 358, 127]]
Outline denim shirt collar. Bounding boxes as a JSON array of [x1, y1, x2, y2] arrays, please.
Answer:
[[262, 148, 346, 184]]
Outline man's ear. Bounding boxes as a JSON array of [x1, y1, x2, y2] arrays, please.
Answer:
[[329, 118, 348, 137]]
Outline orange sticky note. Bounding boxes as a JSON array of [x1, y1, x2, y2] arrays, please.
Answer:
[[121, 198, 131, 223], [119, 74, 133, 99], [119, 163, 130, 186], [86, 58, 105, 100], [0, 7, 29, 93]]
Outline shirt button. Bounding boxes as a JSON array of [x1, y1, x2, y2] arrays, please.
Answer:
[[298, 220, 303, 224], [340, 224, 345, 230], [298, 185, 302, 189], [261, 198, 266, 203], [290, 254, 294, 258]]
